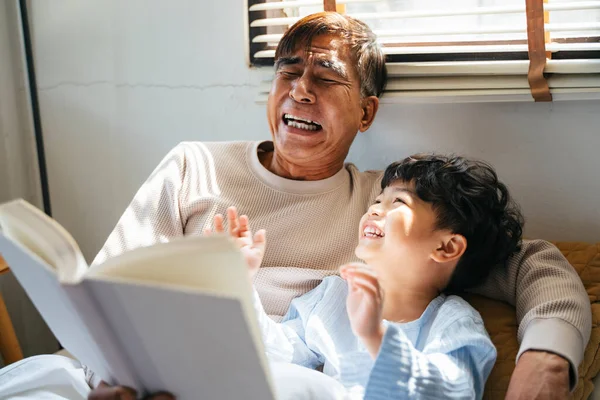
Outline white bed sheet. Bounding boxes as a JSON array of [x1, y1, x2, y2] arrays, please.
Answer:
[[0, 354, 359, 400]]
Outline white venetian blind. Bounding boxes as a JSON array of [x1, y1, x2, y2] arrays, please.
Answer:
[[246, 0, 600, 102]]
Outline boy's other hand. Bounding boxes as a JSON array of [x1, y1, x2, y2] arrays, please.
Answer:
[[204, 206, 266, 279], [340, 263, 386, 358]]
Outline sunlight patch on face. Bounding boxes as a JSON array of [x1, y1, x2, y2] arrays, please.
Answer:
[[401, 208, 415, 238]]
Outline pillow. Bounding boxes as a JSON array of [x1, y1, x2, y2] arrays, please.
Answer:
[[463, 241, 600, 400]]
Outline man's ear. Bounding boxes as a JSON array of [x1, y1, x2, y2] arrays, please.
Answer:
[[358, 96, 379, 133], [430, 234, 467, 264]]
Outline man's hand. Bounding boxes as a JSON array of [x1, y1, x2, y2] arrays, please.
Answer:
[[88, 382, 174, 400], [204, 206, 266, 279], [340, 263, 386, 359], [505, 350, 570, 399]]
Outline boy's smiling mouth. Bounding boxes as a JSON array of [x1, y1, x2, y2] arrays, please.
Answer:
[[362, 223, 384, 238]]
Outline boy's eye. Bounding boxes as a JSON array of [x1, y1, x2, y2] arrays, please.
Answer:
[[374, 199, 381, 204], [394, 198, 406, 204]]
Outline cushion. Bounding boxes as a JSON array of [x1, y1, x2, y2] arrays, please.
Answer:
[[463, 241, 600, 400]]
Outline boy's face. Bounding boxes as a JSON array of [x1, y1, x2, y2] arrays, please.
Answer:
[[355, 180, 449, 278]]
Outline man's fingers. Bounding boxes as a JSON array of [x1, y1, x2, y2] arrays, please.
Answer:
[[87, 383, 174, 400], [144, 392, 175, 400], [88, 383, 137, 400], [213, 214, 225, 233]]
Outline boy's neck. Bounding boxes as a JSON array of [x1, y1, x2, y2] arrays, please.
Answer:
[[381, 285, 440, 323]]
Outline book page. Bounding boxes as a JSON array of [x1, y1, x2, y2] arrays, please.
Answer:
[[0, 199, 88, 283], [0, 235, 138, 389], [89, 235, 250, 296], [88, 235, 269, 376], [85, 278, 274, 399]]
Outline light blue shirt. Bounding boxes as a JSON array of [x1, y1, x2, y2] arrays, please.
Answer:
[[254, 276, 497, 400]]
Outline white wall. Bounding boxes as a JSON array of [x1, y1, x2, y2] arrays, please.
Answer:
[[27, 0, 600, 264], [349, 101, 600, 243], [0, 2, 41, 205], [0, 1, 57, 363]]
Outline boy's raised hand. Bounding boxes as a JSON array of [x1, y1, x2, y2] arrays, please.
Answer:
[[340, 263, 386, 359], [204, 207, 266, 279]]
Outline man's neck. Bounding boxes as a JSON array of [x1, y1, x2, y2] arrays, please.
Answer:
[[259, 149, 344, 181], [381, 284, 440, 323]]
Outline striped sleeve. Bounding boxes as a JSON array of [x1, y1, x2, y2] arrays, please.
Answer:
[[365, 312, 496, 399], [252, 286, 323, 369]]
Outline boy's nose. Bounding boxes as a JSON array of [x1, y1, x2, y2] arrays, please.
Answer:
[[368, 205, 384, 217]]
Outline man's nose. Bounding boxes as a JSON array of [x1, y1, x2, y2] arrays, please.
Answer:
[[289, 75, 316, 104]]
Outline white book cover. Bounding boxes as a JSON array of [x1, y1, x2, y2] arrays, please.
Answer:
[[0, 199, 275, 400]]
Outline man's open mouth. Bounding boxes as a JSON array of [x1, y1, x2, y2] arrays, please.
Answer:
[[283, 114, 323, 132]]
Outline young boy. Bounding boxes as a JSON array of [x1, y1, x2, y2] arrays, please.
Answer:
[[208, 154, 523, 399]]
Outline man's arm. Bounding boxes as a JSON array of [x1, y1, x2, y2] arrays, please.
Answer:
[[472, 239, 591, 392], [505, 350, 571, 399], [92, 144, 191, 266], [86, 143, 195, 391]]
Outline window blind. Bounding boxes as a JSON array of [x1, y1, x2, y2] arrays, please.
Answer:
[[246, 0, 600, 102]]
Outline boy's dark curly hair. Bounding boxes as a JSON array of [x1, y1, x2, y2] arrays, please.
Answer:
[[382, 154, 524, 291]]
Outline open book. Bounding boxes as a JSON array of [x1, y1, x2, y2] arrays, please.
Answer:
[[0, 199, 274, 399]]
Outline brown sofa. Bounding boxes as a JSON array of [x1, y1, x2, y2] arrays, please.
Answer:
[[464, 241, 600, 399]]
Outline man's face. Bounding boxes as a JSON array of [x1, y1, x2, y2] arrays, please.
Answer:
[[355, 180, 449, 281], [267, 34, 376, 168]]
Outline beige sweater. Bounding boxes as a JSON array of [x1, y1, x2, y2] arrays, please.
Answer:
[[93, 140, 591, 383]]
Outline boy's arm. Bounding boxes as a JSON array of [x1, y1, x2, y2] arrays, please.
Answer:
[[365, 315, 496, 400], [251, 285, 324, 369], [206, 208, 322, 367], [472, 239, 591, 390], [207, 208, 323, 367]]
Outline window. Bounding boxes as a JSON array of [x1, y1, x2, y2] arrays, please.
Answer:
[[246, 0, 600, 102]]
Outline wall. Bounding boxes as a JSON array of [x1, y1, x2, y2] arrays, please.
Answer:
[[27, 0, 600, 266], [0, 1, 57, 363], [349, 101, 600, 242]]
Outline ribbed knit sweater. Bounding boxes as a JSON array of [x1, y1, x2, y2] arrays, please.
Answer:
[[92, 140, 591, 385]]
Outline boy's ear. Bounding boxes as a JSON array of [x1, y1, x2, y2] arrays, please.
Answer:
[[430, 234, 467, 264]]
